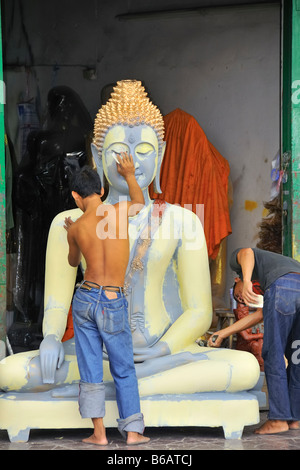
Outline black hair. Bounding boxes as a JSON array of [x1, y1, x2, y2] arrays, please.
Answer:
[[69, 165, 102, 198]]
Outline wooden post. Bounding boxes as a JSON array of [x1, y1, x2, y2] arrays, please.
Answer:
[[0, 1, 5, 342]]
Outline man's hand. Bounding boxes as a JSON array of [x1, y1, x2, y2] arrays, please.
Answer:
[[116, 152, 135, 179], [39, 335, 65, 384], [242, 280, 261, 305], [64, 216, 74, 232], [208, 332, 225, 348]]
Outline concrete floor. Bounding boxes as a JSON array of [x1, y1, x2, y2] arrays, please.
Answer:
[[1, 412, 300, 451]]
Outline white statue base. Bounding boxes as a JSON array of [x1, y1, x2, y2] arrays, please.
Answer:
[[0, 390, 259, 442]]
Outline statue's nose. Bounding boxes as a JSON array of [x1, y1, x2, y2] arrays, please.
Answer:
[[131, 151, 140, 168]]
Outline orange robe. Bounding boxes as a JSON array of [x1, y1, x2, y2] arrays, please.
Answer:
[[62, 306, 74, 342], [150, 108, 232, 259]]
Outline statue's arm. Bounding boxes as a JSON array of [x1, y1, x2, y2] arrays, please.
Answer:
[[160, 211, 212, 353], [133, 210, 212, 362], [43, 209, 81, 340], [40, 209, 81, 383]]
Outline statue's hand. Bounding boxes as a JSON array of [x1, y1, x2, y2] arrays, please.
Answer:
[[39, 334, 65, 384], [133, 341, 170, 363]]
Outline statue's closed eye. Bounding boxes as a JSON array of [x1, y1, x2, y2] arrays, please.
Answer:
[[135, 143, 155, 159]]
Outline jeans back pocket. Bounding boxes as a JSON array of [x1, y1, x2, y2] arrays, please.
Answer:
[[103, 305, 125, 334], [72, 297, 93, 325], [275, 286, 297, 315]]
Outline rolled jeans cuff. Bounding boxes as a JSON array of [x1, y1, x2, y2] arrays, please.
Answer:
[[79, 381, 105, 418], [117, 412, 145, 438]]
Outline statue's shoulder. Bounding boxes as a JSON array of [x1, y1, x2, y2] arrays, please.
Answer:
[[50, 208, 83, 228], [163, 202, 202, 223], [157, 202, 204, 243]]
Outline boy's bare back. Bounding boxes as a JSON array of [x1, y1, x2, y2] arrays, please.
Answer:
[[68, 201, 130, 287], [65, 152, 144, 289]]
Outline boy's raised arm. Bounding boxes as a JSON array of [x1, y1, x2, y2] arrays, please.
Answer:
[[116, 153, 144, 216], [116, 152, 144, 206]]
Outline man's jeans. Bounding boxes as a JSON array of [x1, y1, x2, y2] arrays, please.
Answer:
[[72, 282, 145, 436], [262, 273, 300, 421]]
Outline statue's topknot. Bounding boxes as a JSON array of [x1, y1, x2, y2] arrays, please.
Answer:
[[93, 80, 165, 153]]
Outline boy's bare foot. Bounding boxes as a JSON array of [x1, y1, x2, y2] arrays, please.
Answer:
[[126, 431, 150, 445], [288, 420, 299, 430], [254, 419, 289, 435], [82, 433, 108, 446], [83, 418, 108, 445]]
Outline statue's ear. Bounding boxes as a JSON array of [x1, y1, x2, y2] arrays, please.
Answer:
[[91, 143, 104, 187], [153, 141, 166, 194]]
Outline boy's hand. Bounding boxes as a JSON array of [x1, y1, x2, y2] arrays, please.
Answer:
[[116, 152, 135, 179], [64, 216, 74, 231], [116, 151, 144, 207]]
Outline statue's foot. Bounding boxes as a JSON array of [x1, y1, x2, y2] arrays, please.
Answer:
[[254, 419, 289, 435], [51, 384, 79, 398], [126, 432, 150, 445]]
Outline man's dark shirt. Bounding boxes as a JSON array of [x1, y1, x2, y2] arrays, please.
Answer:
[[230, 247, 300, 291]]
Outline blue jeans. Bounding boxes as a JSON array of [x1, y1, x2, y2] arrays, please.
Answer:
[[262, 273, 300, 421], [72, 281, 144, 436]]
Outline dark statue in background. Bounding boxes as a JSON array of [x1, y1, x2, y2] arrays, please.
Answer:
[[10, 86, 93, 349]]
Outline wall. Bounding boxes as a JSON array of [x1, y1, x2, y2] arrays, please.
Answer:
[[2, 0, 280, 304]]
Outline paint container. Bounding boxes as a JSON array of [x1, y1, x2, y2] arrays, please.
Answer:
[[248, 294, 264, 309]]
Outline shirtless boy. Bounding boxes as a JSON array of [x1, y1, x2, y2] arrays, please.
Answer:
[[64, 153, 149, 446]]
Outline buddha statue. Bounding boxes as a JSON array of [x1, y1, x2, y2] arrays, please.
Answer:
[[0, 81, 260, 440]]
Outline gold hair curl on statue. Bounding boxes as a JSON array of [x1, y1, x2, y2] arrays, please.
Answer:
[[93, 80, 165, 155]]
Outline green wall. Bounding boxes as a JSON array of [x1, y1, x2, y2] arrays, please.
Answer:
[[282, 0, 300, 260]]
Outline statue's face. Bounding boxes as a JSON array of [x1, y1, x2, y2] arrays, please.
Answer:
[[101, 124, 160, 194]]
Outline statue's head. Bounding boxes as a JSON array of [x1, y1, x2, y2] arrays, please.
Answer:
[[91, 80, 165, 195]]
